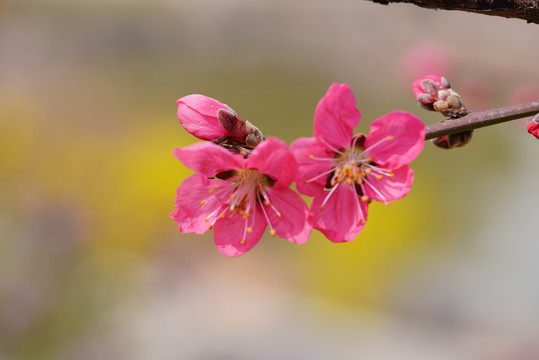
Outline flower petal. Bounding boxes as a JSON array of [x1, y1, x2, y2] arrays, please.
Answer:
[[264, 187, 311, 244], [246, 136, 297, 188], [213, 209, 267, 257], [170, 173, 232, 234], [173, 142, 244, 177], [310, 184, 368, 243], [290, 137, 335, 196], [177, 94, 230, 140], [363, 165, 414, 203], [314, 83, 360, 150], [365, 110, 425, 169]]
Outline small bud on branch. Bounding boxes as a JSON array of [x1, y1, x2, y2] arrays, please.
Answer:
[[528, 113, 539, 139], [424, 101, 539, 140]]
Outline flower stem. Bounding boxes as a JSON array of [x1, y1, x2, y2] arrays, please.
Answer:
[[424, 101, 539, 140]]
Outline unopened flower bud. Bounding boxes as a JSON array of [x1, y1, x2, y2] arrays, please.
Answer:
[[432, 130, 474, 149], [528, 113, 539, 139], [413, 75, 467, 118], [177, 94, 265, 157]]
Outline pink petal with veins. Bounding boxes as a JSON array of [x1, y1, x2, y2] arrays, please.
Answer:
[[170, 173, 232, 234], [213, 209, 267, 257], [173, 142, 244, 177], [363, 165, 413, 203], [314, 83, 361, 150], [264, 187, 311, 244], [365, 110, 425, 169], [310, 185, 368, 243], [246, 137, 298, 188], [290, 137, 335, 196]]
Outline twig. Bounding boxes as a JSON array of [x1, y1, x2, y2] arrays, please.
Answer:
[[368, 0, 539, 24], [424, 101, 539, 140]]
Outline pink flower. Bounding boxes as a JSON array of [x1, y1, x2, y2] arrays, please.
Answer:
[[291, 83, 425, 243], [170, 136, 311, 257], [177, 94, 264, 152], [528, 114, 539, 139]]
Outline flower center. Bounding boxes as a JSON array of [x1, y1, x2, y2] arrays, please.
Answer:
[[306, 134, 396, 210], [204, 169, 279, 244]]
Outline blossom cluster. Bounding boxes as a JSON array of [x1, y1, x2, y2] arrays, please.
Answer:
[[171, 84, 426, 256]]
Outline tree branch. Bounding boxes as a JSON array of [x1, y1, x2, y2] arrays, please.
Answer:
[[368, 0, 539, 24], [424, 101, 539, 140]]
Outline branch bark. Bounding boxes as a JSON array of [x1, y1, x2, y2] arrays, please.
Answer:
[[368, 0, 539, 24], [424, 101, 539, 140]]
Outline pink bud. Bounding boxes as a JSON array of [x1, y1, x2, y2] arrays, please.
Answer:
[[412, 75, 467, 118], [413, 75, 446, 99], [177, 94, 230, 141], [528, 114, 539, 139], [176, 94, 265, 156]]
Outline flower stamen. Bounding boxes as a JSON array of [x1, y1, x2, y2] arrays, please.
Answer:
[[320, 182, 341, 209], [318, 135, 345, 155]]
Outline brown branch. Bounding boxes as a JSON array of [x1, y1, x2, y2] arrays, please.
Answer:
[[368, 0, 539, 24], [425, 101, 539, 140]]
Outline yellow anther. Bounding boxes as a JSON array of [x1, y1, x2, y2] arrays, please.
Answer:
[[390, 173, 395, 178], [204, 217, 208, 221], [242, 214, 249, 220], [361, 195, 369, 202], [369, 156, 374, 162], [270, 229, 277, 237], [309, 154, 314, 159], [356, 178, 363, 185], [208, 189, 214, 194], [365, 168, 372, 175], [346, 178, 353, 185], [376, 175, 383, 180], [247, 227, 253, 234], [384, 201, 390, 207], [264, 200, 271, 206], [230, 193, 236, 198], [386, 135, 394, 140], [304, 180, 308, 184], [200, 200, 205, 205], [208, 224, 213, 230], [240, 238, 246, 245], [221, 213, 226, 217], [360, 172, 366, 178]]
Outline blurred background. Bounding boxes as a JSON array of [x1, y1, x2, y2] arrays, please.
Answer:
[[1, 0, 539, 359]]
